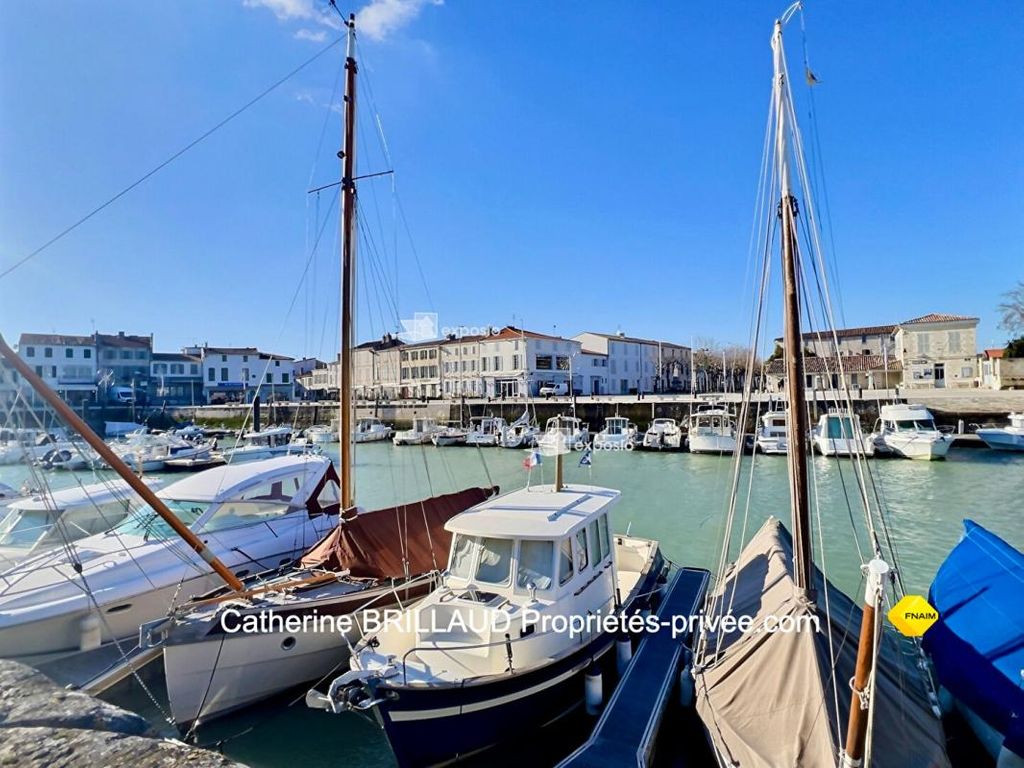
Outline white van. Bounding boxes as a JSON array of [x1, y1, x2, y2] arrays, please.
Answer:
[[538, 382, 569, 398], [110, 386, 136, 403]]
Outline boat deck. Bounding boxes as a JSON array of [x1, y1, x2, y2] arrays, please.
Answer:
[[557, 567, 710, 768]]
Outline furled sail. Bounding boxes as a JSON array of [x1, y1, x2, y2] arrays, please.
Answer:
[[300, 485, 498, 579], [695, 518, 950, 768]]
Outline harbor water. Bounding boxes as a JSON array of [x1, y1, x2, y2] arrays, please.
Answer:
[[1, 442, 1021, 766]]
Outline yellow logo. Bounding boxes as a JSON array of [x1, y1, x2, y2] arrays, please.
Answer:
[[888, 595, 939, 637]]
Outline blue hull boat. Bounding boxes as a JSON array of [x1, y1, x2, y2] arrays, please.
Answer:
[[924, 519, 1024, 763]]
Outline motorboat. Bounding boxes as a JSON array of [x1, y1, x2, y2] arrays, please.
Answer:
[[593, 416, 637, 449], [975, 412, 1024, 452], [686, 403, 736, 454], [36, 442, 103, 471], [754, 409, 788, 455], [0, 429, 74, 466], [309, 482, 665, 767], [641, 418, 683, 450], [465, 416, 507, 447], [111, 432, 217, 472], [0, 479, 161, 571], [812, 409, 874, 457], [500, 411, 538, 449], [924, 520, 1024, 765], [221, 426, 304, 463], [392, 417, 440, 446], [536, 414, 589, 453], [431, 425, 469, 446], [0, 455, 340, 662], [870, 403, 952, 460], [303, 424, 338, 444], [353, 418, 392, 443], [147, 485, 497, 726]]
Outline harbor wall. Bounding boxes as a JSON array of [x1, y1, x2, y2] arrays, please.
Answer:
[[0, 660, 246, 767]]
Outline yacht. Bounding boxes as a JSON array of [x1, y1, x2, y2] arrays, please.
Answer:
[[465, 416, 507, 447], [871, 403, 953, 460], [36, 442, 103, 471], [0, 455, 339, 662], [221, 426, 303, 463], [0, 429, 74, 466], [392, 417, 440, 446], [308, 482, 665, 767], [536, 414, 589, 452], [976, 412, 1024, 452], [500, 411, 538, 449], [353, 417, 391, 443], [754, 409, 788, 455], [431, 425, 469, 446], [812, 409, 874, 457], [686, 403, 737, 454], [303, 424, 338, 445], [111, 432, 216, 472], [641, 418, 683, 450], [593, 416, 637, 449], [0, 479, 161, 571]]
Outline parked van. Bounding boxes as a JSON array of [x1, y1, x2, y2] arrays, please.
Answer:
[[110, 387, 136, 403]]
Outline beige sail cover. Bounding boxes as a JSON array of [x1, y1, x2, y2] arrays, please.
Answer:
[[694, 517, 950, 768]]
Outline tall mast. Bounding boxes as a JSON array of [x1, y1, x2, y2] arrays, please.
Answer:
[[772, 19, 814, 597], [339, 13, 357, 509]]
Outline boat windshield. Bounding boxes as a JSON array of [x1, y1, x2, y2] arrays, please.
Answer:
[[895, 419, 936, 432], [826, 417, 857, 439], [0, 509, 53, 548], [111, 499, 210, 541]]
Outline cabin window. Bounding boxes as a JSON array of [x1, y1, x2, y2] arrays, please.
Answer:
[[575, 529, 589, 571], [586, 521, 600, 567], [517, 540, 554, 590], [597, 515, 610, 562], [558, 538, 574, 585], [317, 480, 340, 508], [202, 501, 292, 532], [239, 475, 302, 502], [475, 537, 513, 585], [449, 534, 477, 579]]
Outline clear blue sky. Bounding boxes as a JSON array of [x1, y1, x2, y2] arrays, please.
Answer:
[[2, 1, 1021, 361]]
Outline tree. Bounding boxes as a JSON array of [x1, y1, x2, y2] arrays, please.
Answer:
[[998, 280, 1024, 335]]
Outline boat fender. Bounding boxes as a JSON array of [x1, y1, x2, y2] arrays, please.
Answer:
[[79, 613, 102, 652], [678, 651, 695, 708], [584, 662, 603, 716], [616, 632, 633, 676]]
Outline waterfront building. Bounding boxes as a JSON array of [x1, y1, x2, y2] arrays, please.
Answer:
[[150, 352, 204, 405], [978, 348, 1024, 390], [573, 331, 692, 394], [440, 333, 485, 398], [16, 333, 98, 405], [894, 313, 979, 389], [479, 326, 582, 398], [764, 354, 902, 393], [185, 345, 296, 404], [95, 332, 153, 399], [399, 340, 441, 399], [354, 334, 403, 400], [773, 324, 897, 359]]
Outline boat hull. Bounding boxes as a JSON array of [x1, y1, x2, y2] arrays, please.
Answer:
[[354, 430, 391, 443], [877, 433, 952, 460], [687, 434, 736, 454], [975, 429, 1024, 452]]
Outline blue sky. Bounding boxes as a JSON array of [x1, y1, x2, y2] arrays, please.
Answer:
[[2, 1, 1022, 361]]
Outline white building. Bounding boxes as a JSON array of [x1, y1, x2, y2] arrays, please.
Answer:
[[354, 335, 403, 400], [441, 334, 485, 398], [477, 327, 583, 398], [573, 332, 692, 394], [150, 352, 203, 405], [894, 313, 979, 389], [17, 333, 97, 405], [399, 341, 442, 399], [185, 345, 296, 403]]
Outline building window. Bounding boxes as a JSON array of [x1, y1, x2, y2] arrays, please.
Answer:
[[190, 364, 198, 374], [265, 373, 272, 384], [35, 365, 43, 377], [282, 373, 290, 383], [84, 348, 91, 359], [512, 354, 521, 369], [275, 360, 280, 367], [44, 347, 53, 358], [105, 350, 116, 360], [948, 331, 961, 354], [221, 355, 227, 362], [916, 333, 930, 355], [536, 355, 553, 370], [50, 366, 57, 378], [208, 368, 216, 382], [25, 347, 35, 358], [120, 350, 131, 360], [221, 368, 228, 382], [242, 355, 248, 362], [136, 350, 146, 359], [65, 348, 74, 358], [494, 356, 501, 371]]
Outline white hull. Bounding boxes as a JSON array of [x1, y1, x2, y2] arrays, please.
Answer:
[[353, 430, 390, 443], [642, 431, 682, 450], [875, 433, 952, 460], [221, 445, 302, 463], [593, 433, 634, 449], [755, 436, 788, 455], [688, 434, 736, 454], [464, 435, 500, 447], [393, 433, 433, 446], [813, 435, 875, 457], [976, 428, 1024, 452], [432, 433, 467, 447]]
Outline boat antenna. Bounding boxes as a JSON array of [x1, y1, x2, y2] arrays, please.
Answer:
[[339, 12, 357, 509], [0, 334, 244, 592]]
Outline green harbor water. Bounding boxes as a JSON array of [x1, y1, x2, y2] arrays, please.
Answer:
[[2, 442, 1021, 766]]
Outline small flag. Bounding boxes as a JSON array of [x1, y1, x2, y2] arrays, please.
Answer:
[[523, 450, 542, 470], [578, 446, 592, 467]]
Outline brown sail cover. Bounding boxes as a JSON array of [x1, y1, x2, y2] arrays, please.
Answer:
[[694, 517, 951, 768], [300, 486, 498, 579]]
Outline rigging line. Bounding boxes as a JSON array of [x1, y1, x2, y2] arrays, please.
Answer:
[[0, 35, 346, 283]]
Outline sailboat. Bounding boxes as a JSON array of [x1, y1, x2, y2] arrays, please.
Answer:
[[692, 7, 950, 767], [139, 15, 497, 727]]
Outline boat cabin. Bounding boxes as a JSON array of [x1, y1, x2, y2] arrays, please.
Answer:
[[876, 404, 939, 433], [242, 427, 293, 448], [602, 416, 631, 436], [690, 408, 734, 435]]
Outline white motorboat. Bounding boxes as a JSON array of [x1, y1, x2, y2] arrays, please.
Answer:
[[641, 418, 683, 450], [309, 482, 665, 767], [0, 455, 340, 662], [500, 411, 538, 449], [36, 441, 103, 471], [221, 426, 304, 463], [111, 432, 216, 472], [593, 416, 637, 449], [0, 429, 74, 466], [871, 403, 953, 460], [755, 409, 789, 455], [392, 417, 440, 446], [536, 414, 590, 453], [431, 425, 468, 446], [0, 479, 161, 571], [465, 416, 507, 447], [686, 403, 737, 454], [976, 412, 1024, 452], [353, 418, 392, 443], [812, 409, 874, 457], [303, 424, 338, 444]]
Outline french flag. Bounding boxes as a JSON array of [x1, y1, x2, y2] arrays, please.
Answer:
[[523, 450, 542, 470]]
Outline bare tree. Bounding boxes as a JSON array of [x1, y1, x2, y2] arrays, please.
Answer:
[[998, 280, 1024, 335]]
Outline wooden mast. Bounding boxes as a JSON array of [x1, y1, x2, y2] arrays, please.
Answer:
[[772, 19, 814, 598], [339, 13, 357, 509], [0, 334, 244, 592]]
